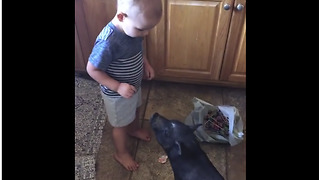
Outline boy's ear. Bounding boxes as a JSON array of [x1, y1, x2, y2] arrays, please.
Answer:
[[116, 12, 127, 22]]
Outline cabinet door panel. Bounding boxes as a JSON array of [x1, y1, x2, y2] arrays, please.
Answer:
[[75, 0, 116, 72], [167, 1, 218, 71], [75, 0, 92, 72], [220, 0, 246, 83], [75, 26, 87, 72], [82, 0, 117, 46], [147, 0, 234, 80]]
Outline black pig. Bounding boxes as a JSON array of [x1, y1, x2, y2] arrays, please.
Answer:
[[150, 112, 225, 180]]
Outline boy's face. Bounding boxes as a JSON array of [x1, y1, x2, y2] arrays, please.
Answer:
[[122, 13, 161, 37], [119, 1, 162, 38]]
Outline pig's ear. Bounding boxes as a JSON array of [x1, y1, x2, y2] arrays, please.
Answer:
[[175, 141, 182, 155], [189, 124, 202, 132]]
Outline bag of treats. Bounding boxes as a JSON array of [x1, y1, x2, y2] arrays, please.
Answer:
[[185, 97, 244, 146]]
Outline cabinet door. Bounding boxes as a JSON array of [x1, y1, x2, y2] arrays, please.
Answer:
[[75, 0, 117, 72], [220, 0, 246, 83], [81, 0, 117, 46], [75, 26, 87, 72], [147, 0, 234, 81]]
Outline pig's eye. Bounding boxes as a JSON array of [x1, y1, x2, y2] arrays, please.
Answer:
[[163, 129, 169, 136]]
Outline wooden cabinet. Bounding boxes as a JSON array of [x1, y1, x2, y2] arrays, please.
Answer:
[[75, 0, 246, 88], [75, 25, 87, 72], [220, 0, 246, 83], [75, 0, 117, 72], [146, 0, 246, 87]]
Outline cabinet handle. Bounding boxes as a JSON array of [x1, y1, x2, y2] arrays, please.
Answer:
[[236, 3, 244, 11], [223, 4, 230, 10]]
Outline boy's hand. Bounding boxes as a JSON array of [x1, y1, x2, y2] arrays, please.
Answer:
[[117, 83, 137, 98], [144, 59, 155, 80]]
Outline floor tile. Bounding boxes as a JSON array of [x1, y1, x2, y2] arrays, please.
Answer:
[[226, 137, 246, 180], [144, 81, 224, 121], [95, 81, 151, 180], [222, 88, 246, 131], [131, 121, 175, 180], [222, 87, 246, 180], [95, 119, 137, 180], [93, 79, 246, 180], [136, 81, 228, 179], [200, 143, 228, 179]]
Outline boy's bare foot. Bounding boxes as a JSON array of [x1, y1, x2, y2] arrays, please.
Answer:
[[129, 128, 151, 141], [113, 152, 139, 171]]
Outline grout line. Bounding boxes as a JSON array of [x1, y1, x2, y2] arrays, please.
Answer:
[[221, 87, 226, 104], [129, 81, 153, 180], [225, 147, 229, 180], [142, 80, 152, 121], [222, 88, 228, 180]]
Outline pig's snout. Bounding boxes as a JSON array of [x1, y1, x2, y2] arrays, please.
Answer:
[[150, 112, 164, 129], [150, 113, 159, 125], [150, 112, 159, 121]]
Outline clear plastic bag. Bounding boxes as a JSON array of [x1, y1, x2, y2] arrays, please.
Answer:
[[185, 97, 244, 146]]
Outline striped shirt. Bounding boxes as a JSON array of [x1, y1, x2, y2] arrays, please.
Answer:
[[88, 22, 144, 97]]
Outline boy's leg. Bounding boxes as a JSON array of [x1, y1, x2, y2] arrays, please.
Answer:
[[112, 126, 139, 171], [127, 107, 151, 141]]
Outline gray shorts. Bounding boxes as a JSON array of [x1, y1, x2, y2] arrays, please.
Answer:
[[101, 88, 142, 127]]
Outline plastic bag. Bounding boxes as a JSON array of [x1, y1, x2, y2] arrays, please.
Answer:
[[185, 97, 244, 146]]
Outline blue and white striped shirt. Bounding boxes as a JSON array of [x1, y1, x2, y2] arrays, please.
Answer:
[[88, 22, 144, 97]]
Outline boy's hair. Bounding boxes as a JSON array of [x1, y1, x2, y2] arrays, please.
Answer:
[[117, 0, 162, 18], [117, 0, 134, 11]]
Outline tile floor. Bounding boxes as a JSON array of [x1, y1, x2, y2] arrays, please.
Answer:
[[75, 74, 246, 180]]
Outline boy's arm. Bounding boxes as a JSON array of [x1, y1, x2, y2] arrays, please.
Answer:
[[87, 61, 120, 91], [143, 54, 155, 80], [142, 38, 154, 80], [86, 61, 136, 98]]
